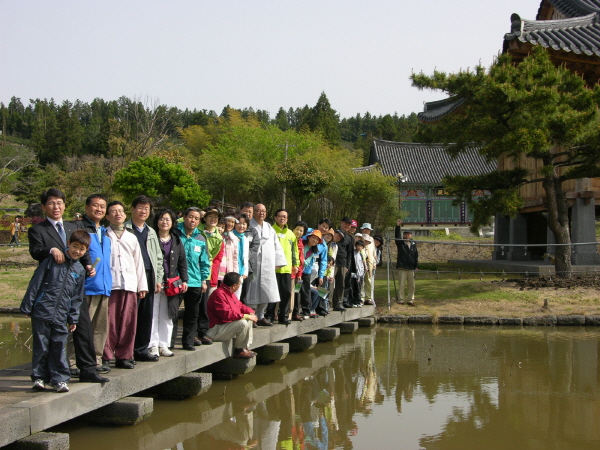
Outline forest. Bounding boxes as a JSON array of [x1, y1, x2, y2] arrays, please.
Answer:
[[0, 92, 418, 229]]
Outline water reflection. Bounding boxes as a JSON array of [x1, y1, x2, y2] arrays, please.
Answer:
[[56, 325, 600, 450], [0, 316, 31, 369]]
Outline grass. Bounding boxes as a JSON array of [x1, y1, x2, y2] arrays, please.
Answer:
[[0, 266, 36, 308], [372, 267, 600, 318]]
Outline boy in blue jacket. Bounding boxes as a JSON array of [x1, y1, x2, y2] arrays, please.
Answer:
[[21, 229, 90, 393]]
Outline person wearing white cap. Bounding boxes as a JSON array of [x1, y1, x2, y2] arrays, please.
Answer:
[[361, 234, 375, 305]]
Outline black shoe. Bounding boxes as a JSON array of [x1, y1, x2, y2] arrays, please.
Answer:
[[80, 372, 110, 383], [70, 368, 80, 378], [317, 310, 329, 316], [333, 306, 346, 312], [115, 359, 135, 369], [278, 319, 292, 325], [199, 337, 213, 345], [182, 344, 195, 351], [96, 363, 111, 374], [135, 353, 159, 362], [257, 318, 273, 327]]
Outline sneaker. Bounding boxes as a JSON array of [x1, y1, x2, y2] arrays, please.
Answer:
[[32, 379, 46, 390], [54, 382, 69, 393], [149, 346, 159, 357], [159, 347, 174, 357]]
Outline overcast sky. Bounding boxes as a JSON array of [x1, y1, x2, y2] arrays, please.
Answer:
[[1, 0, 540, 119]]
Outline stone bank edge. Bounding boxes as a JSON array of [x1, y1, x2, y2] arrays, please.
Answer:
[[376, 314, 600, 326]]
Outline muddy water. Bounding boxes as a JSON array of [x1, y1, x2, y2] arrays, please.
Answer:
[[39, 324, 597, 450]]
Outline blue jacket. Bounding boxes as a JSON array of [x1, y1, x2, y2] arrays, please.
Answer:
[[20, 255, 86, 325], [305, 227, 328, 279], [175, 222, 211, 288], [85, 226, 112, 296]]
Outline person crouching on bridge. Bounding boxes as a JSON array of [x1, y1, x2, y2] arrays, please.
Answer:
[[206, 272, 258, 359]]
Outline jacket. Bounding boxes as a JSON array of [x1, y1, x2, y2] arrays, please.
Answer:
[[125, 220, 164, 286], [207, 285, 255, 328], [106, 227, 148, 293], [20, 255, 85, 325], [395, 225, 418, 270], [273, 223, 298, 274], [198, 224, 224, 287], [75, 215, 112, 297], [160, 232, 189, 283], [175, 223, 211, 288]]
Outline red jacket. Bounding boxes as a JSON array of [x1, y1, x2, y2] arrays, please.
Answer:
[[207, 285, 255, 328]]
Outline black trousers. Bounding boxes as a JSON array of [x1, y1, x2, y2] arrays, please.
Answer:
[[271, 273, 292, 321], [343, 268, 352, 305], [72, 297, 98, 376], [182, 286, 202, 347], [134, 269, 155, 357], [195, 289, 209, 339]]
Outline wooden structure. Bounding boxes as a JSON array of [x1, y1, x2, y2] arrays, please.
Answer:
[[418, 0, 600, 264], [367, 139, 495, 225]]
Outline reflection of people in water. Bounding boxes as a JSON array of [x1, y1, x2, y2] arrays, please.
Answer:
[[253, 399, 280, 450], [395, 360, 419, 413], [207, 407, 257, 449]]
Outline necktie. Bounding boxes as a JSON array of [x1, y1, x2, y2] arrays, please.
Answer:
[[56, 222, 67, 247]]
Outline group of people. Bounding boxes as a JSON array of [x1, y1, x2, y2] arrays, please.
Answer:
[[19, 188, 389, 393]]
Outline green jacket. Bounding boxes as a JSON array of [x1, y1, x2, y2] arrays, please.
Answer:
[[124, 220, 164, 286], [273, 223, 298, 274], [198, 223, 223, 262]]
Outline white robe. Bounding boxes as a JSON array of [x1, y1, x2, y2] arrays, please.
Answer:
[[246, 218, 287, 305]]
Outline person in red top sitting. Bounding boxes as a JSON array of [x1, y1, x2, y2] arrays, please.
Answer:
[[206, 272, 258, 359]]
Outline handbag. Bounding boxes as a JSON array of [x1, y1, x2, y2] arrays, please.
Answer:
[[164, 276, 183, 296]]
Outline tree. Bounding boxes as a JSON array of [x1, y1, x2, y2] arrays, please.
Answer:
[[411, 46, 600, 278], [0, 144, 38, 202], [306, 92, 340, 147], [112, 156, 211, 210]]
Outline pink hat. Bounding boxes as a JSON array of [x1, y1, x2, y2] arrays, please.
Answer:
[[350, 220, 358, 227]]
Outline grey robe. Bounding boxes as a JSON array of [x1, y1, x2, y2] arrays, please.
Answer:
[[246, 218, 287, 305]]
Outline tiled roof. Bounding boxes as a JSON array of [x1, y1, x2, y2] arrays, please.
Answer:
[[505, 1, 600, 57], [369, 139, 496, 185], [543, 0, 600, 18], [352, 163, 378, 173], [418, 97, 466, 123]]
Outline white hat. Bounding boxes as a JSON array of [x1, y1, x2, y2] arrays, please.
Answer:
[[360, 223, 373, 230]]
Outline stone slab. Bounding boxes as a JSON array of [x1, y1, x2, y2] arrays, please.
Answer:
[[309, 327, 340, 342], [5, 432, 69, 450], [407, 315, 433, 324], [556, 315, 586, 326], [523, 315, 557, 326], [78, 397, 153, 426], [498, 318, 523, 326], [463, 316, 499, 325], [357, 317, 376, 327], [205, 356, 256, 376], [376, 315, 408, 324], [0, 406, 30, 448], [285, 334, 318, 352], [148, 372, 212, 399], [335, 322, 359, 334], [585, 315, 600, 326], [256, 343, 289, 364], [437, 315, 464, 324]]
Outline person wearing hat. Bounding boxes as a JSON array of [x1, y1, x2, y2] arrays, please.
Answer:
[[247, 204, 287, 326], [360, 223, 376, 305], [395, 219, 418, 306], [300, 230, 323, 318], [332, 218, 354, 311], [349, 239, 367, 307]]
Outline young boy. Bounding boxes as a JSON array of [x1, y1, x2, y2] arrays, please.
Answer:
[[349, 239, 366, 307], [21, 229, 91, 393]]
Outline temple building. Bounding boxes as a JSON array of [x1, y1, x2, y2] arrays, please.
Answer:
[[418, 0, 600, 265], [368, 139, 495, 225]]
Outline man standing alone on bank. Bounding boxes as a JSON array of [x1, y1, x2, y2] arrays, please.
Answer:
[[395, 219, 418, 306]]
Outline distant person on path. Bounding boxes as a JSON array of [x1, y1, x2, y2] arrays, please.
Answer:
[[395, 219, 418, 306], [9, 216, 21, 246], [206, 272, 257, 359], [21, 229, 90, 393], [28, 188, 107, 383]]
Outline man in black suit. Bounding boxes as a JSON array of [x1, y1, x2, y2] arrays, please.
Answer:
[[28, 188, 109, 383]]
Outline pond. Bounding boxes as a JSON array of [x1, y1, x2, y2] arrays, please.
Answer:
[[3, 317, 600, 449]]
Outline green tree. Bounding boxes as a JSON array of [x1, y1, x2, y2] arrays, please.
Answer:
[[113, 156, 210, 210], [274, 107, 290, 131], [306, 92, 340, 147], [411, 46, 600, 278]]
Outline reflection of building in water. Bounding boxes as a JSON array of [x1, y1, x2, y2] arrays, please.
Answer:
[[374, 325, 600, 449]]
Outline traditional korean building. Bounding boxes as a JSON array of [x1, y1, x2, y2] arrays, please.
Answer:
[[368, 139, 495, 225], [418, 0, 600, 264]]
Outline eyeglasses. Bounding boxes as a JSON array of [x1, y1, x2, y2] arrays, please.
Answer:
[[46, 202, 65, 207], [135, 207, 150, 212], [158, 218, 172, 223]]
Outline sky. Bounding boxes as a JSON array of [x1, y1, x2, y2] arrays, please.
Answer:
[[1, 0, 540, 120]]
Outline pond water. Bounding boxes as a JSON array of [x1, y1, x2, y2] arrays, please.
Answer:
[[3, 317, 600, 449]]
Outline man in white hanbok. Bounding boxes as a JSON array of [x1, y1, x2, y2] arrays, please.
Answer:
[[246, 204, 287, 326]]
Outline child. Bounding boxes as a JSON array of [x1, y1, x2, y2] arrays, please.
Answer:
[[300, 230, 322, 319], [21, 229, 91, 392], [349, 240, 366, 307]]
